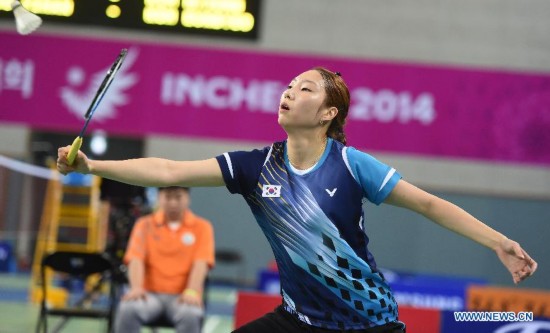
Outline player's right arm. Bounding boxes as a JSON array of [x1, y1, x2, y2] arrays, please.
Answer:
[[57, 146, 225, 188]]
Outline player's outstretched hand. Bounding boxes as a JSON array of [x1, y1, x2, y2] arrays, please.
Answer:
[[495, 238, 537, 284], [57, 146, 91, 175]]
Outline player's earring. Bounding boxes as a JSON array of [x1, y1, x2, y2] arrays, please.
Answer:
[[320, 120, 326, 126]]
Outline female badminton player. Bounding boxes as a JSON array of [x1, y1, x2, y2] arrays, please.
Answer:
[[57, 67, 537, 333]]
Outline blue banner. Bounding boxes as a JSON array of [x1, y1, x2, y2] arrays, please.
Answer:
[[382, 269, 487, 311]]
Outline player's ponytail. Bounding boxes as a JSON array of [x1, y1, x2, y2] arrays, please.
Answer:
[[328, 122, 347, 146], [314, 67, 350, 145]]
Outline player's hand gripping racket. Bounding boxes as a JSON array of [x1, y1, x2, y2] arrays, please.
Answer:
[[66, 48, 128, 165]]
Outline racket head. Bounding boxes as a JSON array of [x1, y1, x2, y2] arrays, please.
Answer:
[[84, 48, 128, 120]]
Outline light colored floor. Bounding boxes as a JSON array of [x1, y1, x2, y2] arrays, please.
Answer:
[[0, 273, 238, 333]]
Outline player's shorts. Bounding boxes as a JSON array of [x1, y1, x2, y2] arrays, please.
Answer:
[[232, 305, 406, 333]]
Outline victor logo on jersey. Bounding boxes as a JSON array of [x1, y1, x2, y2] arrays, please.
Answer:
[[262, 185, 281, 197], [326, 188, 337, 197]]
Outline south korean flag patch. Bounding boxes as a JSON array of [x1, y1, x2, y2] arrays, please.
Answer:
[[262, 184, 281, 198]]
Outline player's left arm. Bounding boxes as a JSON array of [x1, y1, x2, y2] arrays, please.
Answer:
[[385, 179, 538, 284]]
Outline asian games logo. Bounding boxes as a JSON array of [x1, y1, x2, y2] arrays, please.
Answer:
[[59, 48, 139, 121]]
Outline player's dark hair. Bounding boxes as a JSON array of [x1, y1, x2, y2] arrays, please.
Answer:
[[314, 67, 350, 145]]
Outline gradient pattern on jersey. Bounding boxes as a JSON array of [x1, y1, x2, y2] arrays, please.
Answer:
[[216, 140, 402, 329], [243, 142, 398, 328]]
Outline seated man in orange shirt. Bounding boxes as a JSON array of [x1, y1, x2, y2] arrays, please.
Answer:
[[115, 186, 215, 333]]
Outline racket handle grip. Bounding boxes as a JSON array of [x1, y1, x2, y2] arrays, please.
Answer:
[[67, 137, 83, 165]]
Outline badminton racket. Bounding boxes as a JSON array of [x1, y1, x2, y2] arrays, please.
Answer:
[[67, 48, 128, 165]]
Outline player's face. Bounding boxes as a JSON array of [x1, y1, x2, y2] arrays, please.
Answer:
[[159, 189, 189, 221], [278, 70, 327, 130]]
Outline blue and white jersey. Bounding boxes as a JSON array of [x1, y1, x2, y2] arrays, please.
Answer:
[[216, 138, 402, 330]]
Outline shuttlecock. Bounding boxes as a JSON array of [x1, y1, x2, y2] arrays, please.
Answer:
[[11, 0, 42, 35]]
